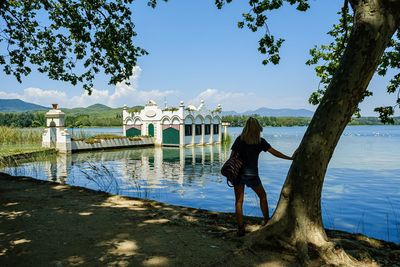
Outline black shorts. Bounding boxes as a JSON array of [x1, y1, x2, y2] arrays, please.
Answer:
[[239, 175, 262, 188]]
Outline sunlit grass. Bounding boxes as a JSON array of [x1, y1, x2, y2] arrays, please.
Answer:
[[0, 126, 43, 144], [0, 144, 49, 158], [0, 127, 51, 160], [71, 133, 144, 143], [71, 133, 125, 142]]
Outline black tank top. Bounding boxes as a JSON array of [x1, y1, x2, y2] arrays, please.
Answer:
[[231, 136, 271, 173]]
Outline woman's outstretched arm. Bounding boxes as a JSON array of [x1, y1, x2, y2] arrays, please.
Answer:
[[267, 147, 295, 160]]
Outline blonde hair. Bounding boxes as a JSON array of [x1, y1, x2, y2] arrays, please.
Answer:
[[240, 117, 263, 144]]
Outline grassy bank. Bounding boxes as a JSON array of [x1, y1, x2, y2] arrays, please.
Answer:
[[0, 147, 56, 169], [0, 145, 50, 158], [0, 126, 42, 144], [0, 127, 46, 159]]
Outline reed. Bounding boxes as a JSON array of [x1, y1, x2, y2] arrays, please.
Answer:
[[0, 126, 42, 144], [80, 162, 120, 194], [222, 132, 232, 145], [388, 199, 400, 242], [356, 210, 366, 234], [0, 150, 56, 169], [70, 129, 91, 140], [0, 127, 46, 160], [127, 171, 144, 198]]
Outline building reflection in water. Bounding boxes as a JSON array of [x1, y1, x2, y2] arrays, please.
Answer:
[[44, 153, 71, 184], [42, 145, 230, 197]]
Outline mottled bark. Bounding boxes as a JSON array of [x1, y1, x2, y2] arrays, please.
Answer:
[[249, 0, 400, 265]]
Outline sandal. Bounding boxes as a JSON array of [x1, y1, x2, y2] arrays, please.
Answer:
[[237, 224, 245, 237], [261, 217, 270, 226]]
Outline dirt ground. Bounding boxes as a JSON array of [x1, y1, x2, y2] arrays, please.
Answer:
[[0, 172, 399, 267]]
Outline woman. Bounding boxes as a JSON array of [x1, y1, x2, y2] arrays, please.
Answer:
[[231, 117, 295, 236]]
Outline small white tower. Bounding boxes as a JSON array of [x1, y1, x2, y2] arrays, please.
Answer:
[[42, 104, 71, 153]]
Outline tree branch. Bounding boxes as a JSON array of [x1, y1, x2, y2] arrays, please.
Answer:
[[338, 0, 350, 55], [348, 0, 359, 11], [4, 9, 33, 37], [0, 0, 6, 10]]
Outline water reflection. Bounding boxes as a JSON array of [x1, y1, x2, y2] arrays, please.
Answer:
[[43, 146, 230, 199], [45, 153, 71, 184]]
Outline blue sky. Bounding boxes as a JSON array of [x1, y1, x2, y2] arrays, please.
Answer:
[[0, 0, 396, 115]]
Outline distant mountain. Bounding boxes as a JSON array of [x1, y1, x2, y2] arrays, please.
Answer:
[[222, 107, 314, 117], [64, 103, 114, 114], [0, 99, 48, 112], [1, 98, 315, 118], [221, 110, 241, 116], [61, 104, 122, 117], [86, 103, 113, 110]]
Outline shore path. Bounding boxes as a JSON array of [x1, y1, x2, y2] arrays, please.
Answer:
[[1, 172, 399, 266]]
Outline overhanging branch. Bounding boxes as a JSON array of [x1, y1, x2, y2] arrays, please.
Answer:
[[348, 0, 359, 10]]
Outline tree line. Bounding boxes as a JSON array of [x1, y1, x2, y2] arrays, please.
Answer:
[[222, 115, 310, 127], [222, 115, 400, 127], [1, 112, 399, 128], [0, 112, 122, 127]]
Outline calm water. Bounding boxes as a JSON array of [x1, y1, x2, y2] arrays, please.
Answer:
[[2, 125, 400, 243]]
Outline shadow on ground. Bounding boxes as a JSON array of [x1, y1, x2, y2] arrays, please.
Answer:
[[0, 173, 245, 266], [1, 173, 399, 267]]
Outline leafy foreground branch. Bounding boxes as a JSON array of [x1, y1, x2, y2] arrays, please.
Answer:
[[0, 0, 147, 92]]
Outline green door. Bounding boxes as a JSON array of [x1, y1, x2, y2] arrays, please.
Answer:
[[126, 127, 141, 137], [162, 127, 179, 145], [148, 123, 154, 137]]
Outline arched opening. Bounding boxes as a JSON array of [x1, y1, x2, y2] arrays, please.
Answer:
[[49, 121, 57, 148], [162, 127, 180, 145], [148, 123, 154, 137], [126, 126, 141, 137], [162, 117, 179, 145]]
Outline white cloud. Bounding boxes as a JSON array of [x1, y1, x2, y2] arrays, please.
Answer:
[[0, 66, 176, 108], [189, 88, 250, 111], [0, 91, 21, 99], [189, 88, 314, 112], [0, 87, 67, 108], [69, 89, 110, 108], [0, 67, 312, 111], [108, 67, 175, 107]]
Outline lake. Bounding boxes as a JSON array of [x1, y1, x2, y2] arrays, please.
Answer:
[[1, 125, 400, 243]]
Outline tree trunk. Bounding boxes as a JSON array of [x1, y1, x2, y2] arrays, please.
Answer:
[[248, 0, 400, 265]]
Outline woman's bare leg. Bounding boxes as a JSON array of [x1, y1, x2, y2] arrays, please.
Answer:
[[234, 184, 245, 228], [251, 184, 269, 223]]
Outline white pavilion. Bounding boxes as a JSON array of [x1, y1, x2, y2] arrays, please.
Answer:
[[122, 100, 222, 146]]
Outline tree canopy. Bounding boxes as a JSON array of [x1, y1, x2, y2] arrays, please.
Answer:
[[0, 0, 147, 93], [306, 6, 400, 122]]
